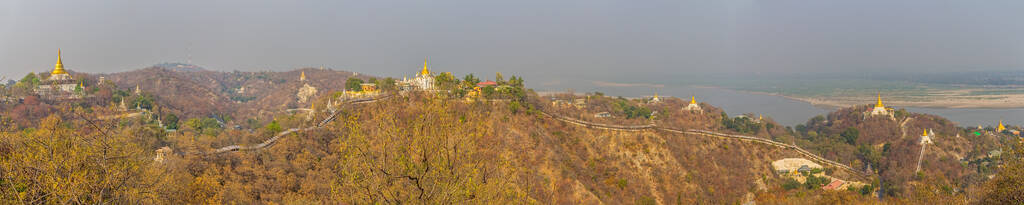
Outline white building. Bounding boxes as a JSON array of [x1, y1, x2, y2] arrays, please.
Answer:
[[400, 58, 435, 91], [36, 50, 79, 98], [868, 94, 895, 120], [648, 93, 661, 104], [920, 129, 934, 145], [683, 96, 702, 112]]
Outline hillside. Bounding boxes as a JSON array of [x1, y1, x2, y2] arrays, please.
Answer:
[[792, 105, 1015, 199], [2, 69, 1021, 204], [100, 67, 374, 122]]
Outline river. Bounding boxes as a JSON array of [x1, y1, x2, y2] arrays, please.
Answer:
[[543, 82, 1023, 128]]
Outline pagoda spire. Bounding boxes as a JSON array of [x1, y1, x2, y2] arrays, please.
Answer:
[[875, 93, 884, 108], [420, 58, 430, 76], [690, 96, 697, 105], [300, 71, 307, 81], [52, 49, 67, 75], [922, 129, 928, 136], [997, 120, 1006, 132]]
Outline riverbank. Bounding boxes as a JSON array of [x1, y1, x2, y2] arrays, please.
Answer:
[[725, 88, 1024, 109], [782, 94, 1024, 109]]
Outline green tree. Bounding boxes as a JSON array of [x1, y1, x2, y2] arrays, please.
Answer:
[[19, 72, 40, 86], [264, 120, 283, 134], [841, 127, 860, 145], [782, 179, 801, 190], [185, 117, 222, 136], [376, 77, 397, 91], [495, 72, 505, 85], [130, 94, 155, 110], [508, 75, 524, 88], [346, 77, 364, 91], [164, 114, 179, 129], [462, 74, 480, 88], [433, 72, 459, 90]]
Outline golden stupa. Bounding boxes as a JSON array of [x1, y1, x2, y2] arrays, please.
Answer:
[[875, 93, 884, 108], [52, 49, 67, 75], [420, 58, 430, 76]]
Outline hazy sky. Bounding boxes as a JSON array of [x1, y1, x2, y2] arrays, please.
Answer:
[[2, 0, 1024, 86]]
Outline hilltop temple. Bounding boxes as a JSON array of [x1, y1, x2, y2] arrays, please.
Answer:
[[997, 120, 1006, 132], [36, 49, 79, 99], [920, 129, 933, 145], [399, 58, 435, 91], [648, 93, 661, 104], [296, 71, 317, 103], [867, 94, 895, 119], [683, 96, 702, 112]]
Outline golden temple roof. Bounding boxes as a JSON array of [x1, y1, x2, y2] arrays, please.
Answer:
[[420, 58, 430, 76], [875, 93, 884, 108], [52, 49, 67, 75]]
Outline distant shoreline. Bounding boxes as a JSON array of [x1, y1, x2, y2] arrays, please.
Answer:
[[536, 84, 1024, 110], [721, 87, 1024, 109]]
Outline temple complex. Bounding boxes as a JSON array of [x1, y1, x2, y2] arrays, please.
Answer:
[[866, 94, 895, 120], [36, 49, 80, 99], [920, 129, 933, 145], [296, 71, 317, 103], [683, 96, 702, 112], [399, 58, 435, 91], [648, 93, 661, 104]]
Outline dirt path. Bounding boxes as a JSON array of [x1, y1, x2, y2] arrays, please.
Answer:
[[542, 111, 872, 180]]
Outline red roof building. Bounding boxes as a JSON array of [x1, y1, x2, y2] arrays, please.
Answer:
[[822, 179, 845, 190], [476, 81, 497, 87]]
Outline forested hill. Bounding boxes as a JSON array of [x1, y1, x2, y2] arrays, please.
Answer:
[[1, 69, 1021, 203], [792, 105, 1016, 199], [101, 67, 374, 120]]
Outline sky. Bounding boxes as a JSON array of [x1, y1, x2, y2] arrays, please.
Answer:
[[2, 0, 1024, 87]]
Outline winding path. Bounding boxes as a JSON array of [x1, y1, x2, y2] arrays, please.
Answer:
[[201, 95, 870, 180], [208, 95, 391, 154], [541, 111, 871, 179]]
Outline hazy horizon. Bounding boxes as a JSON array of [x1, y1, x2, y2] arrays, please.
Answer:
[[3, 0, 1024, 85]]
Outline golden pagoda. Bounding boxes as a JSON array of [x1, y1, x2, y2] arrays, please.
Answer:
[[997, 120, 1006, 132], [52, 49, 67, 75], [684, 96, 702, 112], [399, 58, 436, 90], [869, 93, 891, 117], [36, 49, 77, 97], [920, 128, 933, 144], [420, 58, 430, 76], [300, 71, 307, 81], [46, 49, 73, 81], [875, 93, 884, 108]]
